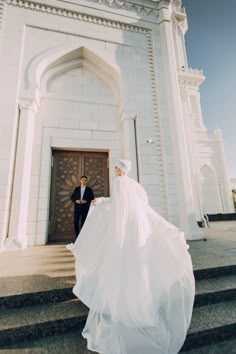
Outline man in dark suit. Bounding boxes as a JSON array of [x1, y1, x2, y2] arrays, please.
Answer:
[[71, 176, 94, 237]]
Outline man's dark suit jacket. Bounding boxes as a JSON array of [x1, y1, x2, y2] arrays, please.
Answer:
[[71, 186, 94, 212]]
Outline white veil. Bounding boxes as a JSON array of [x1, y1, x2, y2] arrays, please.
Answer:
[[68, 168, 195, 354]]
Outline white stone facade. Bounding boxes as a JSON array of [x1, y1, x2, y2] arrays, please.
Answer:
[[0, 0, 234, 250]]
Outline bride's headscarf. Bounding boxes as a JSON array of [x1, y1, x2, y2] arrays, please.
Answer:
[[116, 159, 132, 174]]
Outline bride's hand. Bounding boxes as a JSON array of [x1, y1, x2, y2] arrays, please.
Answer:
[[92, 199, 97, 206]]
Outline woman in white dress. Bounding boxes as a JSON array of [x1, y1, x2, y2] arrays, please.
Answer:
[[67, 159, 195, 354]]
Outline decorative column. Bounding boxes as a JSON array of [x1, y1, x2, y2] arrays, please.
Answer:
[[158, 2, 203, 240], [214, 129, 234, 213], [0, 0, 7, 33], [178, 67, 206, 223], [5, 99, 38, 250], [121, 112, 138, 181], [0, 0, 7, 53]]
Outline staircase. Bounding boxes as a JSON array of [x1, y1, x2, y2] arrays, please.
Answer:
[[0, 266, 236, 353], [181, 265, 236, 352]]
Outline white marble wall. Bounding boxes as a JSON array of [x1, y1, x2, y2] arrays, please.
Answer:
[[0, 0, 211, 249]]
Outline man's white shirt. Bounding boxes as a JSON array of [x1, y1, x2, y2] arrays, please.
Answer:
[[80, 186, 86, 200]]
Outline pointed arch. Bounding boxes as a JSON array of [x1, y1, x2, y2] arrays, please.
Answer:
[[200, 164, 216, 180], [200, 164, 222, 214], [21, 44, 122, 106], [41, 57, 120, 105]]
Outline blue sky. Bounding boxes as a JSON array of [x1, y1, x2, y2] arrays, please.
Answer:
[[182, 0, 236, 177]]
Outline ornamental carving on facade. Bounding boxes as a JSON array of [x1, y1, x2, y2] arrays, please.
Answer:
[[6, 0, 160, 19]]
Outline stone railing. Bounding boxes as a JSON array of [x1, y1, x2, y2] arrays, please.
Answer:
[[177, 66, 205, 86]]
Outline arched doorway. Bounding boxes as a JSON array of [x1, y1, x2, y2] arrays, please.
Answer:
[[200, 165, 222, 214], [35, 47, 122, 244], [14, 44, 125, 247]]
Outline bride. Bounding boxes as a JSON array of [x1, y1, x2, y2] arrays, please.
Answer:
[[67, 159, 195, 354]]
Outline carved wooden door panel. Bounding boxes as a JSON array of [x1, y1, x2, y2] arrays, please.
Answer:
[[49, 151, 109, 242]]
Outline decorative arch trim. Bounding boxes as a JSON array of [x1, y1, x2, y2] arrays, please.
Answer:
[[6, 0, 156, 25], [22, 45, 122, 103], [200, 164, 217, 179], [41, 57, 120, 105]]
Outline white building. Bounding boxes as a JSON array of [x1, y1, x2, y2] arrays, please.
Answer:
[[0, 0, 234, 250]]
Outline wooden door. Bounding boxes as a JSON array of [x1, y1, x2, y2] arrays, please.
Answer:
[[48, 151, 109, 242]]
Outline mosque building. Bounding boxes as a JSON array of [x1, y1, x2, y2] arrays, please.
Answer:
[[0, 0, 234, 250]]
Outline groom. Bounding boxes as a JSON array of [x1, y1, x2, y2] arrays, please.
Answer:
[[71, 176, 94, 238]]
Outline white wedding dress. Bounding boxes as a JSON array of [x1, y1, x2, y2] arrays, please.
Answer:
[[67, 175, 195, 354]]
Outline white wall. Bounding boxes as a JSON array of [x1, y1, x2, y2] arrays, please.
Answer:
[[0, 0, 208, 249]]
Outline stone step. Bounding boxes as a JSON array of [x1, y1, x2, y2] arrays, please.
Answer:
[[194, 274, 236, 306], [0, 298, 235, 350], [193, 264, 236, 280], [1, 331, 236, 354], [0, 275, 76, 309], [0, 299, 88, 346], [1, 273, 235, 310], [181, 338, 236, 354], [0, 330, 91, 353], [181, 299, 236, 351], [0, 287, 76, 310]]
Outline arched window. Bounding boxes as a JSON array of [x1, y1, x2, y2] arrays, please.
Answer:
[[200, 165, 222, 214]]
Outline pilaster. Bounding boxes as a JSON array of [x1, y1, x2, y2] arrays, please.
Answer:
[[214, 129, 234, 212], [0, 0, 7, 33], [158, 6, 203, 239], [122, 113, 138, 181], [5, 98, 38, 250]]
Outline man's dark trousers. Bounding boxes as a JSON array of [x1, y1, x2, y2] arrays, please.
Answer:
[[71, 186, 94, 237], [73, 204, 89, 237]]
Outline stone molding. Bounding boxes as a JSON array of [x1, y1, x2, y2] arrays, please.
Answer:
[[0, 0, 7, 32], [178, 67, 205, 87], [146, 31, 168, 217], [122, 115, 136, 123], [214, 128, 223, 141], [6, 0, 158, 25], [86, 0, 161, 17], [19, 98, 39, 114], [170, 0, 187, 34], [171, 0, 186, 21]]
